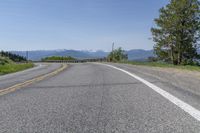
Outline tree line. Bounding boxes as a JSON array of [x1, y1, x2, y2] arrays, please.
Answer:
[[0, 51, 27, 62]]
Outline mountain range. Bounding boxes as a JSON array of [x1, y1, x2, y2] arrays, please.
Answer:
[[11, 49, 154, 61]]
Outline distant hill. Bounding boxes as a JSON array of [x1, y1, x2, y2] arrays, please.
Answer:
[[11, 49, 154, 61], [126, 49, 154, 61]]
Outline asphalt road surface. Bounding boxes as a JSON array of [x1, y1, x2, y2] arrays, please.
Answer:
[[0, 63, 200, 133], [0, 63, 62, 90]]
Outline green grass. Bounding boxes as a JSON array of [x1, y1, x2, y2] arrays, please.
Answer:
[[0, 63, 34, 75], [119, 61, 200, 72], [42, 56, 76, 61]]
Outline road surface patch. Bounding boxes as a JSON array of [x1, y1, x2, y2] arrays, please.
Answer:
[[97, 63, 200, 122], [0, 64, 67, 96]]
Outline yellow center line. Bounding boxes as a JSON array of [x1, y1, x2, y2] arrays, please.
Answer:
[[0, 64, 68, 96]]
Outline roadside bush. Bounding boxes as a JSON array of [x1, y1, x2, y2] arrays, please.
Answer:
[[0, 57, 11, 65]]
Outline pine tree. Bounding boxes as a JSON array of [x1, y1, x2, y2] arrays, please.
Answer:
[[151, 0, 200, 65]]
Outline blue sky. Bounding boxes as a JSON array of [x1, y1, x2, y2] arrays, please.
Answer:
[[0, 0, 167, 51]]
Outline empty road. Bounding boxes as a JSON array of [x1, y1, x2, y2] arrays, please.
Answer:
[[0, 63, 200, 133]]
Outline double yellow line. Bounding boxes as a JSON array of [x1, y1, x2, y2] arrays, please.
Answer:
[[0, 64, 67, 96]]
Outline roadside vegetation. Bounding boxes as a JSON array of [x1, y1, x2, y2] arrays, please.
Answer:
[[107, 0, 200, 72], [0, 51, 34, 75], [0, 62, 34, 75], [107, 47, 128, 62], [41, 56, 76, 61]]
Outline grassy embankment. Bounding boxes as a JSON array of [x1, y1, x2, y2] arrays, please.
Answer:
[[0, 57, 34, 75], [119, 61, 200, 72]]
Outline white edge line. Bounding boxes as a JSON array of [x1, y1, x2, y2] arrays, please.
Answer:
[[96, 63, 200, 121]]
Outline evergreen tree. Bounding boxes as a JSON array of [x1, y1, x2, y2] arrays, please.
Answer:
[[151, 0, 200, 65]]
